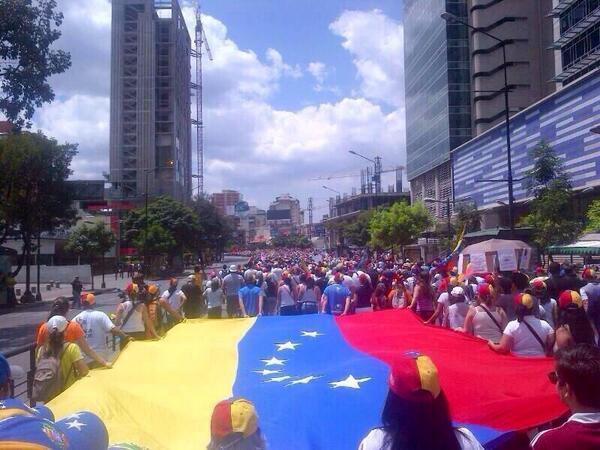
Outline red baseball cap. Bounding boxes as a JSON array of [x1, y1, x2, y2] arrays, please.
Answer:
[[388, 352, 441, 403]]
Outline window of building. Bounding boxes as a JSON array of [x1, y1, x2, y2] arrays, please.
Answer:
[[560, 0, 600, 33], [561, 22, 600, 69]]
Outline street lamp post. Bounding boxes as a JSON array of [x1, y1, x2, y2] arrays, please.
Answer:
[[423, 197, 472, 241], [322, 185, 341, 196], [441, 12, 515, 238]]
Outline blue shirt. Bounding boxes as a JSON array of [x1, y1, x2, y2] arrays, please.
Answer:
[[323, 283, 351, 315], [238, 284, 263, 317]]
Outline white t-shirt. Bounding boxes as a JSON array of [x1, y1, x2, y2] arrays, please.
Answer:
[[448, 302, 470, 330], [358, 427, 484, 450], [160, 289, 186, 313], [539, 299, 557, 329], [503, 316, 554, 356], [437, 292, 450, 326], [73, 309, 115, 363]]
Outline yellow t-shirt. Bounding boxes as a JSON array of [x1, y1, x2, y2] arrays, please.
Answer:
[[37, 342, 83, 390]]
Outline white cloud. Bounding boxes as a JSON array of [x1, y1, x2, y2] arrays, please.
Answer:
[[330, 9, 404, 108], [31, 3, 405, 217], [308, 62, 327, 85]]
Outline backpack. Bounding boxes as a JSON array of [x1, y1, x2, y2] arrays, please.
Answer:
[[32, 343, 74, 403]]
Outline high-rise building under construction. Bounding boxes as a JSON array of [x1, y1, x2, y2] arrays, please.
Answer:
[[109, 0, 192, 202]]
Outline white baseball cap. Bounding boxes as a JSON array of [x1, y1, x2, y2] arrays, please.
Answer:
[[450, 286, 465, 297], [47, 315, 68, 333]]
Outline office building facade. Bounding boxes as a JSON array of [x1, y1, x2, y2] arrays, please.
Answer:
[[469, 0, 556, 134], [551, 0, 600, 86], [267, 194, 304, 237], [453, 70, 600, 223], [404, 0, 472, 218], [109, 0, 192, 203], [211, 190, 242, 216]]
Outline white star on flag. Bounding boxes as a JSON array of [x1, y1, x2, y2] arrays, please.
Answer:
[[254, 369, 281, 375], [287, 375, 320, 386], [266, 375, 292, 383], [300, 331, 323, 338], [64, 413, 83, 420], [330, 375, 372, 389], [65, 419, 86, 431], [261, 357, 286, 366], [275, 341, 301, 351]]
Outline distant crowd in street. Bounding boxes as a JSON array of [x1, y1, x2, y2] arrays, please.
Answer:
[[1, 247, 600, 449]]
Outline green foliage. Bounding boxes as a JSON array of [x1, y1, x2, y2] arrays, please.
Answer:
[[454, 203, 481, 233], [585, 199, 600, 233], [190, 195, 233, 250], [0, 132, 77, 275], [368, 202, 432, 251], [342, 210, 375, 247], [0, 0, 71, 128], [271, 233, 312, 248], [521, 141, 581, 250], [123, 196, 200, 256], [65, 222, 115, 259], [132, 223, 175, 257]]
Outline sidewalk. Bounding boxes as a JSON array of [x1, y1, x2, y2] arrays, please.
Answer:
[[1, 260, 234, 316]]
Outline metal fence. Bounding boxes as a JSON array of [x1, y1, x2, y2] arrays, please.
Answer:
[[5, 343, 36, 401]]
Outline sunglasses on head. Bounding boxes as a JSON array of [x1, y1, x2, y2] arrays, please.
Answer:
[[548, 371, 559, 384]]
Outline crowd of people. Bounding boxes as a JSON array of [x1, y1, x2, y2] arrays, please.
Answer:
[[2, 248, 600, 448]]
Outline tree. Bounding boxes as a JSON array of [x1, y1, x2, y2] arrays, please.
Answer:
[[0, 131, 77, 299], [454, 203, 481, 234], [123, 196, 200, 257], [65, 222, 115, 290], [342, 210, 375, 247], [585, 200, 600, 233], [521, 141, 581, 254], [132, 223, 175, 261], [0, 0, 71, 128], [368, 202, 432, 255], [190, 196, 233, 266]]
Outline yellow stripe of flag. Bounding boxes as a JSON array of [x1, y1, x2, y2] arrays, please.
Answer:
[[48, 318, 256, 450]]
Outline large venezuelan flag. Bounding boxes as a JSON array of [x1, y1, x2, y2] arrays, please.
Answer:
[[49, 310, 567, 450]]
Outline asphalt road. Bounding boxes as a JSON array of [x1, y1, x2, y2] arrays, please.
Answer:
[[1, 256, 249, 396]]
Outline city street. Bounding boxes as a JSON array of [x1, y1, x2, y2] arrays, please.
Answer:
[[1, 255, 248, 394]]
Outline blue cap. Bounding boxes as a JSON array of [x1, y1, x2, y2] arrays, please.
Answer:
[[0, 353, 10, 385]]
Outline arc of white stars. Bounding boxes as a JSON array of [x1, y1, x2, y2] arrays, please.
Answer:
[[330, 375, 372, 389], [275, 341, 301, 351], [266, 375, 292, 383], [261, 357, 286, 366], [65, 419, 86, 431], [254, 369, 282, 376], [287, 375, 321, 386], [300, 331, 323, 338]]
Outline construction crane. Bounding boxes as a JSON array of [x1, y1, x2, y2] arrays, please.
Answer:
[[191, 2, 213, 196], [310, 166, 404, 181]]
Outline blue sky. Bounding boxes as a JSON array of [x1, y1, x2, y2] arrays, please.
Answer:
[[33, 0, 406, 217], [199, 0, 402, 110]]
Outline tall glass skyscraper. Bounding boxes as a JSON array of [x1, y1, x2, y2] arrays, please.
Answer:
[[404, 0, 472, 215]]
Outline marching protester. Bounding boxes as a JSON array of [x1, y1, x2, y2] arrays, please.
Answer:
[[115, 284, 160, 346], [73, 294, 130, 368], [410, 271, 435, 322], [181, 271, 204, 319], [358, 352, 483, 450], [531, 279, 557, 329], [488, 292, 554, 357], [238, 273, 264, 317], [36, 297, 112, 369], [463, 283, 507, 343], [555, 290, 596, 349], [531, 344, 600, 449], [33, 315, 89, 402], [205, 277, 226, 318], [321, 272, 352, 315], [71, 276, 83, 308], [447, 286, 469, 331], [296, 272, 321, 314], [208, 398, 266, 450], [223, 265, 244, 318], [278, 273, 297, 316], [159, 278, 186, 329]]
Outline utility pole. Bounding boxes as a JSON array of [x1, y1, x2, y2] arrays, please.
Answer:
[[307, 197, 313, 239]]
